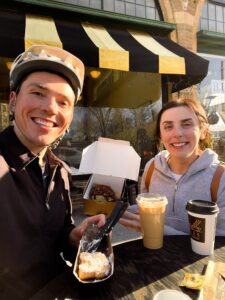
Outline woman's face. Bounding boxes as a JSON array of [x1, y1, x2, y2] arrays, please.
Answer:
[[160, 106, 206, 160]]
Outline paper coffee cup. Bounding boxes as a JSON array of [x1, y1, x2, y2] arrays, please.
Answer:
[[186, 200, 219, 256], [136, 193, 168, 249]]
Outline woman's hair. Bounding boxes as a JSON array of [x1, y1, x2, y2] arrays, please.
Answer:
[[155, 98, 212, 150]]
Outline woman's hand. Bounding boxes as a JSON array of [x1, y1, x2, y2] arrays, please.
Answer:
[[119, 205, 142, 233], [69, 214, 106, 247]]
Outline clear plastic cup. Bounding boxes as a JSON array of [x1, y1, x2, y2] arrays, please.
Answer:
[[136, 193, 168, 249]]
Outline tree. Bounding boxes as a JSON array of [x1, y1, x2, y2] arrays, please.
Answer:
[[89, 107, 112, 137]]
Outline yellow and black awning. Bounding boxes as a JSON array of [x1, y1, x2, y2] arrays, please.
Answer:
[[0, 11, 208, 92]]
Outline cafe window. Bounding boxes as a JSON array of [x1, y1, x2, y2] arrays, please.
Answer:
[[52, 0, 162, 20], [200, 0, 225, 33], [198, 53, 225, 161], [53, 67, 162, 172]]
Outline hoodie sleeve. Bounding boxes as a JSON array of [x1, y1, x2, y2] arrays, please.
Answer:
[[215, 171, 225, 236]]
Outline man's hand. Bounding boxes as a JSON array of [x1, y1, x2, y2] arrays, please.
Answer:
[[69, 214, 106, 247]]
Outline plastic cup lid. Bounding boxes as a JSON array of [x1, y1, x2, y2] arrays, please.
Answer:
[[153, 289, 191, 300], [136, 193, 168, 207], [186, 200, 219, 215]]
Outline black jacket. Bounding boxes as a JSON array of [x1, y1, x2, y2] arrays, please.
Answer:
[[0, 126, 76, 299]]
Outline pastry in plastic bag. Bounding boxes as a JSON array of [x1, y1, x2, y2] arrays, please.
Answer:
[[73, 224, 114, 283]]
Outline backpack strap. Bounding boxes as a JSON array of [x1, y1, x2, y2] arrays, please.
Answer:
[[210, 164, 225, 203], [145, 161, 155, 191]]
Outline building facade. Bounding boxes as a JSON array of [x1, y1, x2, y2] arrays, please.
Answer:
[[0, 0, 224, 166]]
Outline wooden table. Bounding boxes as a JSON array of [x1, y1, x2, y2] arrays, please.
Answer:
[[31, 236, 225, 300]]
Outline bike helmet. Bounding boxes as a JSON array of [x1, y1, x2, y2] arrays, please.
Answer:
[[10, 44, 85, 102]]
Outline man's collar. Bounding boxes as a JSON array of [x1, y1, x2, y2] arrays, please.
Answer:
[[0, 126, 70, 172], [0, 126, 38, 170]]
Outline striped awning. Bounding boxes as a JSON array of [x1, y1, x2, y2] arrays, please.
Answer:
[[0, 11, 209, 92]]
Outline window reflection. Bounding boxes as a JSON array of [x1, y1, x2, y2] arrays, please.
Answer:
[[54, 68, 162, 172], [54, 102, 161, 172], [198, 53, 225, 161]]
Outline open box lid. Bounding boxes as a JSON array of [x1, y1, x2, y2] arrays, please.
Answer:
[[78, 137, 141, 181]]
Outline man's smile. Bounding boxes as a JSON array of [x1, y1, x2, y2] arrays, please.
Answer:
[[32, 117, 57, 128]]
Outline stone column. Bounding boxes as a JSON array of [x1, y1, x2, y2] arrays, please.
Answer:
[[159, 0, 206, 100]]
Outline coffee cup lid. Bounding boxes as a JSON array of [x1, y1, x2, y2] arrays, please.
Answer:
[[153, 289, 191, 300], [136, 193, 168, 206], [186, 200, 219, 215]]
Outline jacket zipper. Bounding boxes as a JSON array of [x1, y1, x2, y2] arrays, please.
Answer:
[[172, 184, 178, 214]]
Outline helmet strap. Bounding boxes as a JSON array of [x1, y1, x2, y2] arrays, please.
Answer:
[[50, 127, 70, 150]]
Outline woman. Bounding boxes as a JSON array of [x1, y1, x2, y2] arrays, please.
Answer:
[[120, 98, 225, 236]]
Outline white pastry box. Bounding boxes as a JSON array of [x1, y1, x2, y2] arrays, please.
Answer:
[[78, 137, 141, 215]]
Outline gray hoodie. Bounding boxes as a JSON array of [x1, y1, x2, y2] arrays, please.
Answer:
[[140, 149, 225, 236]]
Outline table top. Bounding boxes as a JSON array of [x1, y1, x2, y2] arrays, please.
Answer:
[[31, 236, 225, 300]]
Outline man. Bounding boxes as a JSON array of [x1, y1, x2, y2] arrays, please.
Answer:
[[0, 44, 105, 299]]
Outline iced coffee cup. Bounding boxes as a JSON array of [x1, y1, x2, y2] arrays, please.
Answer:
[[186, 200, 219, 256], [136, 193, 168, 249]]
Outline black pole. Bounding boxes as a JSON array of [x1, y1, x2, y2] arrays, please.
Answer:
[[161, 75, 169, 105]]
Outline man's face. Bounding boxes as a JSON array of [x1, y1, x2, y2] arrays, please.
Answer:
[[10, 71, 76, 154]]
